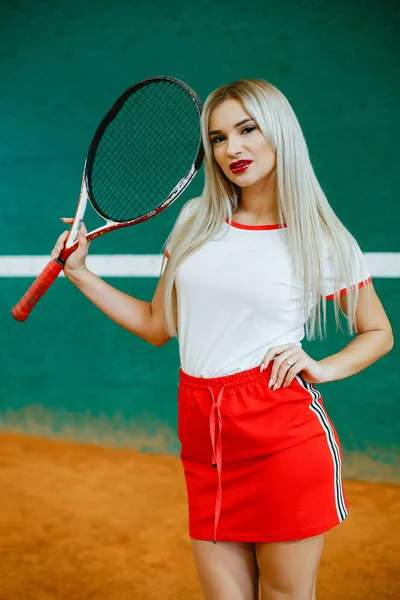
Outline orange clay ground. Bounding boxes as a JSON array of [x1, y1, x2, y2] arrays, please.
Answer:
[[0, 432, 399, 600]]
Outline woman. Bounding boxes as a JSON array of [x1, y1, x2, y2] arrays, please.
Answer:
[[52, 79, 393, 600]]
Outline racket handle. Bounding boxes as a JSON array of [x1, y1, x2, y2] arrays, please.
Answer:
[[11, 259, 65, 322]]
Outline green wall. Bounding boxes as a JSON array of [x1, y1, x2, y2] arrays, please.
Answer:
[[1, 0, 399, 481]]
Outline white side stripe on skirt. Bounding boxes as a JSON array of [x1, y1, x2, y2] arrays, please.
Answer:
[[295, 376, 348, 522]]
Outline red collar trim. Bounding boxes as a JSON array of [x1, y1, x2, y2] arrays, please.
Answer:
[[228, 220, 287, 230]]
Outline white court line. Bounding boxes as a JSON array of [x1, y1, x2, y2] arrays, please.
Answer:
[[0, 253, 399, 278], [0, 255, 164, 277]]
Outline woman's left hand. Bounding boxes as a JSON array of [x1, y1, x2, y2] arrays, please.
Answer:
[[260, 344, 332, 390]]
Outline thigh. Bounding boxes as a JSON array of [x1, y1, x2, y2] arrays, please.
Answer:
[[256, 534, 324, 600], [191, 539, 259, 600]]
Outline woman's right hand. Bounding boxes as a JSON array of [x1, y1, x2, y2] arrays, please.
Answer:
[[51, 217, 90, 277]]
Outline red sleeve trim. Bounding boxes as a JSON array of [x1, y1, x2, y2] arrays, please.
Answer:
[[325, 276, 372, 301], [164, 249, 170, 260]]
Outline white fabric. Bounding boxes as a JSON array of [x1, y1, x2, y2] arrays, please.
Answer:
[[169, 220, 371, 378]]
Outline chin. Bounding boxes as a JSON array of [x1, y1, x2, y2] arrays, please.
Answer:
[[223, 171, 253, 186], [232, 175, 260, 188]]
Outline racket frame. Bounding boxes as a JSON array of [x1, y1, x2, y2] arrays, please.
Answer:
[[62, 75, 204, 259], [11, 75, 204, 321]]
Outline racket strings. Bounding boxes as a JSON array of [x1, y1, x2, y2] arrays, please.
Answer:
[[90, 80, 202, 222], [105, 85, 199, 183], [93, 110, 198, 218]]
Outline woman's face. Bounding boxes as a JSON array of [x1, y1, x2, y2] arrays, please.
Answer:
[[208, 98, 276, 188]]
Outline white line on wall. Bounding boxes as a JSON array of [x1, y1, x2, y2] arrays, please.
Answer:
[[0, 253, 399, 278], [0, 255, 164, 277]]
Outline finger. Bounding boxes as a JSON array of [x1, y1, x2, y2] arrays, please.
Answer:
[[260, 350, 275, 372], [282, 361, 308, 388], [276, 356, 309, 390], [275, 363, 300, 390], [60, 230, 70, 243], [60, 217, 74, 223], [51, 231, 69, 259], [260, 344, 293, 372], [79, 221, 88, 236], [77, 227, 90, 256], [268, 350, 290, 387], [78, 225, 88, 244], [268, 349, 298, 388], [272, 364, 292, 390]]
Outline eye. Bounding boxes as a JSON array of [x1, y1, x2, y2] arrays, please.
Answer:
[[210, 135, 225, 145], [242, 126, 256, 134]]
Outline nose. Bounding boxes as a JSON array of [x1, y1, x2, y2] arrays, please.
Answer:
[[226, 135, 243, 158]]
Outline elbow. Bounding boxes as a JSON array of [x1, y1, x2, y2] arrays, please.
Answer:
[[150, 336, 170, 347], [144, 308, 170, 346], [385, 330, 394, 354], [147, 328, 171, 347], [378, 327, 394, 357], [129, 327, 169, 347]]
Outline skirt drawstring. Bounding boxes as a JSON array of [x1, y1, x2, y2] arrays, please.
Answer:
[[208, 385, 224, 544]]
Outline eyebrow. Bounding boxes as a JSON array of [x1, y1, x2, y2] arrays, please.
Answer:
[[209, 118, 254, 136]]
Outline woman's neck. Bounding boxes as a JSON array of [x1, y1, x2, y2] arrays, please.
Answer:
[[234, 181, 279, 225]]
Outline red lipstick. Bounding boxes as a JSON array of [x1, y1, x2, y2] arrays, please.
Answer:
[[229, 160, 252, 174]]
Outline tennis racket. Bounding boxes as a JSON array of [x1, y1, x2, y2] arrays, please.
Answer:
[[11, 76, 204, 322]]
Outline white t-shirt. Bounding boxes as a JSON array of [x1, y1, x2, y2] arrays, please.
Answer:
[[166, 217, 371, 378]]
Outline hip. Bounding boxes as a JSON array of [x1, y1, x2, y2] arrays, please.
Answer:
[[178, 362, 337, 463]]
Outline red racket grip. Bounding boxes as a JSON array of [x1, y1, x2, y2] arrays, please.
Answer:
[[11, 259, 65, 322]]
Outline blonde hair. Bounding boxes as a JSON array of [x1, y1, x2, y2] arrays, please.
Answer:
[[162, 78, 369, 339]]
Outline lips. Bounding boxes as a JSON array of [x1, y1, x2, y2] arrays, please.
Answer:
[[229, 160, 253, 174]]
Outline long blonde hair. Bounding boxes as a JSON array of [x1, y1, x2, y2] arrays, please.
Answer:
[[163, 78, 369, 339]]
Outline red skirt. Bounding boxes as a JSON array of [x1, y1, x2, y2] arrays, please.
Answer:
[[178, 362, 348, 543]]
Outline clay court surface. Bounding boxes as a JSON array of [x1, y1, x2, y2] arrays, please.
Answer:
[[0, 432, 398, 600]]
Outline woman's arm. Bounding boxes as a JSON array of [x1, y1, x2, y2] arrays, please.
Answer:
[[317, 282, 394, 382], [261, 282, 394, 389], [66, 267, 170, 347], [53, 218, 170, 347]]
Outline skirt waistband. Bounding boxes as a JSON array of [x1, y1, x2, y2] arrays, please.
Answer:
[[179, 363, 274, 390]]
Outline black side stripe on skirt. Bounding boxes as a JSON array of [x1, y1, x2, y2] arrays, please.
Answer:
[[294, 375, 348, 522]]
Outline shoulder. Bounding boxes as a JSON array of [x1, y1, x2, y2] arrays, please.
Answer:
[[321, 230, 365, 263], [176, 197, 201, 223], [164, 197, 201, 258]]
